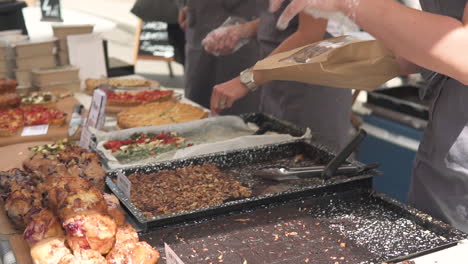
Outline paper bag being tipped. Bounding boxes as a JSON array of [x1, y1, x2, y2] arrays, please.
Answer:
[[253, 36, 400, 91]]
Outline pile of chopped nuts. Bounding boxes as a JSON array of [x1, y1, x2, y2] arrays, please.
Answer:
[[128, 164, 252, 217]]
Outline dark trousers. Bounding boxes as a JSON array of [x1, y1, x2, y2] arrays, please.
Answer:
[[167, 23, 185, 65]]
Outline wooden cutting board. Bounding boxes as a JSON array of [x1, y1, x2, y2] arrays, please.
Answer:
[[0, 96, 79, 147], [0, 141, 51, 170]]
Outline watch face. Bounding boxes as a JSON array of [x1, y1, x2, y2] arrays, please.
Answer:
[[241, 70, 253, 83]]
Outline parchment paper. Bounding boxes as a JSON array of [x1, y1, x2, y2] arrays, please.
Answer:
[[92, 116, 310, 169]]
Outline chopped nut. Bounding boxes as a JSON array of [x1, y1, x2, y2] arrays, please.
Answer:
[[340, 242, 346, 247]]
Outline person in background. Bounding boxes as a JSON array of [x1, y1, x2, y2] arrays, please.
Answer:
[[271, 0, 468, 232], [176, 0, 261, 114], [131, 0, 185, 65], [205, 1, 352, 152]]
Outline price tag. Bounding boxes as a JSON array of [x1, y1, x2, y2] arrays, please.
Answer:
[[117, 171, 131, 200], [80, 89, 107, 149], [21, 125, 49, 137], [165, 243, 185, 264]]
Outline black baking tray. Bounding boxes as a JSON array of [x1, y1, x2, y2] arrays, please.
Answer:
[[106, 140, 377, 230], [139, 189, 467, 264], [367, 86, 430, 120]]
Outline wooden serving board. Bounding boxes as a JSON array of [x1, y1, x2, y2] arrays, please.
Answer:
[[0, 141, 52, 170], [0, 97, 78, 147]]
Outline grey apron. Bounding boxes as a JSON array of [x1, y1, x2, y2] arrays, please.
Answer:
[[409, 0, 468, 232], [184, 0, 261, 114], [256, 0, 352, 151]]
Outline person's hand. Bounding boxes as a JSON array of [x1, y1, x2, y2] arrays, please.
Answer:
[[178, 7, 188, 31], [202, 24, 248, 56], [210, 77, 249, 114], [269, 0, 346, 30]]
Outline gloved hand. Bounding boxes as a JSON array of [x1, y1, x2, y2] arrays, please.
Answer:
[[202, 24, 247, 56], [269, 0, 357, 30]]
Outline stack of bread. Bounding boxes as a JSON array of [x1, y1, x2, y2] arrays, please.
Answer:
[[52, 25, 94, 66], [0, 144, 160, 264], [13, 39, 58, 90], [31, 66, 80, 93], [0, 78, 20, 109]]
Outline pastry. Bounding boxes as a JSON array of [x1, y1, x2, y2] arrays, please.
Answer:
[[58, 249, 107, 264], [106, 241, 160, 264], [63, 211, 117, 254], [5, 185, 43, 229], [103, 132, 190, 162], [107, 89, 173, 106], [23, 209, 64, 246], [0, 78, 17, 94], [0, 107, 67, 137], [0, 93, 21, 109], [114, 224, 139, 247], [85, 78, 154, 93], [103, 193, 126, 226], [21, 92, 57, 108], [30, 237, 72, 264], [117, 101, 208, 129], [56, 187, 108, 220]]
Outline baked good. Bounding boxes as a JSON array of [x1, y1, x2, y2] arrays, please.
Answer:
[[0, 78, 17, 94], [21, 92, 57, 108], [107, 89, 173, 106], [63, 211, 117, 254], [0, 107, 67, 137], [0, 169, 34, 201], [0, 93, 21, 109], [103, 132, 190, 162], [103, 193, 126, 226], [30, 237, 72, 264], [56, 187, 108, 220], [85, 78, 154, 93], [114, 224, 139, 247], [58, 249, 107, 264], [106, 241, 160, 264], [0, 108, 23, 136], [5, 185, 43, 229], [117, 101, 208, 129], [23, 209, 64, 246], [128, 163, 252, 217]]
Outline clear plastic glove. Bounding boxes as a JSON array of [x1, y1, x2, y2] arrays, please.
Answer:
[[202, 17, 251, 56], [269, 0, 358, 30]]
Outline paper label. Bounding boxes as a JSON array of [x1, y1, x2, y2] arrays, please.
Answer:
[[117, 171, 131, 200], [165, 243, 186, 264], [80, 89, 107, 149], [21, 125, 49, 136]]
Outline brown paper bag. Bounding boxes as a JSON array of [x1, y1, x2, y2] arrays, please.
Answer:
[[253, 36, 401, 91]]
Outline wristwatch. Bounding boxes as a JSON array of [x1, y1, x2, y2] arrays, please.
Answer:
[[240, 68, 259, 92]]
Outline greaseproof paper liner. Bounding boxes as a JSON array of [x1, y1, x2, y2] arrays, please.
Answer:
[[92, 116, 311, 169]]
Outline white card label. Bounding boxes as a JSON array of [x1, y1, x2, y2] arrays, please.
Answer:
[[79, 89, 107, 149], [165, 243, 186, 264], [21, 125, 49, 136], [117, 171, 131, 199]]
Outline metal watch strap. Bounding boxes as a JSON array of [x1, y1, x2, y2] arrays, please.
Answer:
[[240, 69, 258, 92]]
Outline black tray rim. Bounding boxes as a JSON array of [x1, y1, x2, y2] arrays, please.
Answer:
[[106, 140, 378, 226]]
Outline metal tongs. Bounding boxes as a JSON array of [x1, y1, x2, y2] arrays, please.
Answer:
[[255, 130, 379, 181]]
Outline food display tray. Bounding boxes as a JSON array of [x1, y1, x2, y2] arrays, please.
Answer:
[[106, 140, 378, 230], [140, 189, 468, 264]]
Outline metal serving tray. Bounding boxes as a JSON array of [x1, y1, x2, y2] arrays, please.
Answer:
[[106, 140, 377, 230], [140, 189, 468, 264]]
